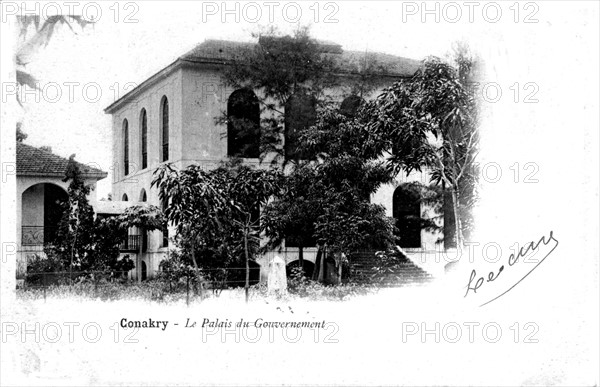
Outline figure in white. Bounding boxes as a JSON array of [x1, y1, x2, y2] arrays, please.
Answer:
[[267, 256, 287, 294]]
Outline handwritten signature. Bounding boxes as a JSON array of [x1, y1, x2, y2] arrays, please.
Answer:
[[464, 230, 559, 307]]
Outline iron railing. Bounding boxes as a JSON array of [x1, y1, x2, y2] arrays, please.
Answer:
[[21, 226, 57, 246], [120, 235, 142, 251]]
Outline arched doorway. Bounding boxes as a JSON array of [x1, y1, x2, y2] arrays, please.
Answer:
[[21, 183, 68, 247], [227, 88, 260, 158], [141, 261, 147, 281], [392, 185, 422, 248], [286, 260, 315, 278]]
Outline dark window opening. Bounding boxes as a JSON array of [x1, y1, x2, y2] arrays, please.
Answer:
[[139, 189, 147, 202], [392, 185, 422, 248], [123, 119, 129, 176], [140, 109, 148, 169], [161, 97, 169, 162], [285, 93, 317, 160], [122, 193, 128, 201], [227, 88, 260, 158]]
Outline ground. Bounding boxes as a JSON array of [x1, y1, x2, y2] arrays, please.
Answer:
[[0, 283, 595, 386]]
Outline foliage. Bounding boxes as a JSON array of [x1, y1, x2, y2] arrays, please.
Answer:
[[223, 28, 399, 278], [16, 15, 94, 105], [152, 160, 282, 297], [16, 122, 27, 142], [364, 53, 480, 246], [46, 157, 163, 279]]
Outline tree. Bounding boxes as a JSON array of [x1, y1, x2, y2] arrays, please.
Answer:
[[16, 15, 93, 104], [365, 52, 479, 250], [152, 161, 282, 301], [221, 26, 360, 163], [45, 156, 164, 280], [16, 122, 27, 142], [224, 27, 397, 283]]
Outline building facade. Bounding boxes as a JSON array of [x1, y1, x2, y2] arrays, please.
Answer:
[[16, 142, 107, 277], [105, 39, 447, 281]]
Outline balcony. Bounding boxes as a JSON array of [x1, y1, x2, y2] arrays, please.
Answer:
[[21, 226, 57, 246], [119, 234, 147, 252]]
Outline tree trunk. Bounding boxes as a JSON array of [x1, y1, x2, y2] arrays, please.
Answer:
[[451, 186, 464, 249], [244, 227, 250, 303], [190, 242, 203, 298], [318, 245, 326, 283], [312, 247, 322, 281]]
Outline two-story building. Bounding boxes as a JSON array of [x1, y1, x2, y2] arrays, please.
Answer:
[[104, 38, 448, 281]]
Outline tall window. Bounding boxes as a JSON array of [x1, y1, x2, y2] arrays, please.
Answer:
[[392, 185, 422, 248], [160, 96, 169, 162], [285, 93, 316, 160], [227, 88, 260, 158], [139, 189, 147, 202], [140, 109, 148, 169], [122, 193, 128, 201], [122, 119, 129, 176]]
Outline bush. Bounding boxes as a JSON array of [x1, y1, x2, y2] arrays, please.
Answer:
[[25, 254, 67, 286]]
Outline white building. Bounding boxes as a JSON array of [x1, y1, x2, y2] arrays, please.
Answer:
[[104, 39, 449, 282]]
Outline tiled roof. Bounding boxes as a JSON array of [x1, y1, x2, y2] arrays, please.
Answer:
[[106, 38, 421, 113], [181, 39, 421, 77], [16, 142, 107, 179]]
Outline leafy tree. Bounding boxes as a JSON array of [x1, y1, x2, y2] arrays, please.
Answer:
[[46, 157, 164, 280], [365, 52, 479, 249], [16, 122, 27, 142], [224, 27, 397, 282], [152, 160, 282, 301], [16, 15, 93, 105]]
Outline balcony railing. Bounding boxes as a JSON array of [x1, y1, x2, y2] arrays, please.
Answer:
[[120, 234, 147, 252], [120, 235, 141, 252], [21, 226, 57, 246]]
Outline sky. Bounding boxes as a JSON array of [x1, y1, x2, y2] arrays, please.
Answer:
[[14, 1, 504, 198], [7, 1, 600, 241]]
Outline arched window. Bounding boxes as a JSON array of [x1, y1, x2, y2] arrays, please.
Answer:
[[392, 185, 422, 248], [285, 93, 316, 160], [160, 96, 169, 162], [122, 119, 129, 176], [139, 189, 147, 202], [122, 193, 128, 201], [227, 88, 260, 158], [340, 95, 364, 117], [140, 109, 148, 169]]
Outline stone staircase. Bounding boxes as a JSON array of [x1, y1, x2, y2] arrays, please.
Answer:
[[349, 250, 434, 287]]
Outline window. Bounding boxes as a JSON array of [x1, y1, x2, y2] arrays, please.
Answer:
[[122, 193, 128, 201], [160, 96, 169, 162], [123, 119, 129, 176], [285, 93, 316, 160], [392, 185, 422, 248], [139, 189, 147, 202], [227, 88, 260, 158], [140, 109, 148, 169], [340, 95, 364, 117]]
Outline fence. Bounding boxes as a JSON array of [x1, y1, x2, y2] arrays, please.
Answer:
[[17, 250, 435, 305], [17, 268, 267, 305]]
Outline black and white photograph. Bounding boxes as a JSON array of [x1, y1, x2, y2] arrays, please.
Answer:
[[0, 1, 598, 386]]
